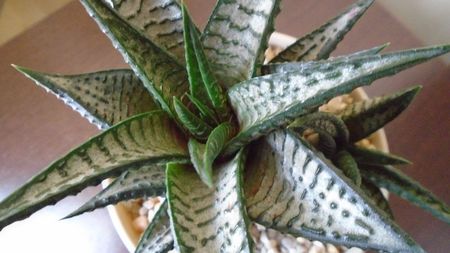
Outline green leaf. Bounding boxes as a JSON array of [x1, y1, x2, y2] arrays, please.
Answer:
[[263, 43, 389, 74], [360, 179, 394, 219], [334, 150, 362, 187], [270, 0, 374, 63], [182, 3, 207, 102], [224, 45, 450, 156], [135, 200, 174, 253], [13, 67, 156, 129], [360, 165, 450, 225], [166, 152, 253, 253], [63, 164, 166, 219], [0, 111, 188, 230], [202, 0, 281, 87], [173, 97, 212, 140], [182, 4, 230, 121], [81, 0, 189, 117], [244, 130, 423, 252], [106, 0, 186, 64], [186, 94, 219, 126], [341, 86, 422, 142], [348, 145, 411, 166], [188, 123, 234, 188]]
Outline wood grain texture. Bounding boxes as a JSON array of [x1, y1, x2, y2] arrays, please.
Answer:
[[0, 1, 448, 252]]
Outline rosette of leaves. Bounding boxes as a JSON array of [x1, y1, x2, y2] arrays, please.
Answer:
[[1, 0, 449, 252]]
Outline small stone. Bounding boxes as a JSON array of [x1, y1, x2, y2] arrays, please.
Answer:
[[133, 216, 149, 232]]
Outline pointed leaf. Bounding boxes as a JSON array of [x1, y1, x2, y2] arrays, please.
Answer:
[[173, 97, 212, 140], [270, 0, 374, 63], [341, 86, 422, 142], [360, 179, 394, 219], [166, 152, 253, 252], [0, 111, 188, 230], [106, 0, 186, 64], [182, 3, 207, 101], [202, 0, 281, 87], [13, 67, 156, 129], [64, 164, 166, 219], [224, 45, 450, 155], [360, 165, 450, 224], [186, 94, 219, 126], [334, 150, 362, 187], [188, 123, 234, 187], [264, 43, 388, 74], [244, 130, 423, 252], [348, 145, 411, 166], [81, 0, 189, 117], [135, 200, 174, 253]]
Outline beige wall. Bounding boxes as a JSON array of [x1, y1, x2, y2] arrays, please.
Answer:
[[379, 0, 450, 64]]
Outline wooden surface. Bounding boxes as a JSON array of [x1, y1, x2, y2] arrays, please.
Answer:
[[0, 1, 448, 252]]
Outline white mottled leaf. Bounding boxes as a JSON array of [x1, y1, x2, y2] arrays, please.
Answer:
[[106, 0, 186, 64], [14, 67, 156, 129], [202, 0, 281, 87], [224, 45, 450, 155], [270, 0, 374, 63], [0, 111, 188, 230], [244, 130, 424, 252], [81, 0, 189, 116], [166, 151, 253, 252], [64, 164, 166, 219]]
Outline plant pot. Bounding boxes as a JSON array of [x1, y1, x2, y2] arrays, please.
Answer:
[[102, 32, 389, 253]]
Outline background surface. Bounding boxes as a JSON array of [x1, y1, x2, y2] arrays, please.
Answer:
[[0, 1, 449, 253]]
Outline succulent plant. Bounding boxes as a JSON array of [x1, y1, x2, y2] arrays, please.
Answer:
[[1, 0, 449, 252]]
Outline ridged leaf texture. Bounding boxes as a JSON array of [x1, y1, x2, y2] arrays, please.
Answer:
[[106, 0, 186, 64], [202, 0, 281, 87], [360, 165, 450, 225], [263, 43, 388, 74], [340, 86, 422, 142], [81, 0, 189, 116], [135, 200, 174, 253], [270, 0, 374, 63], [244, 130, 423, 252], [348, 145, 411, 166], [166, 152, 253, 253], [14, 67, 156, 129], [224, 46, 450, 155], [0, 111, 188, 230], [334, 150, 362, 187], [64, 164, 166, 219]]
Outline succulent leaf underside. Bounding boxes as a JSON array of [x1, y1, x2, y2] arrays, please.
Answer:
[[1, 0, 449, 253]]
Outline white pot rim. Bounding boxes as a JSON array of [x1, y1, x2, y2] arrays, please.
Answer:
[[103, 31, 390, 252]]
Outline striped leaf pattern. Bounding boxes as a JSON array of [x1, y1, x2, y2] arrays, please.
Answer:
[[360, 179, 393, 219], [340, 86, 421, 142], [166, 152, 253, 253], [270, 0, 374, 63], [202, 0, 281, 87], [225, 45, 450, 155], [64, 164, 166, 219], [81, 0, 189, 116], [0, 111, 188, 230], [244, 130, 423, 252], [360, 165, 450, 225], [106, 0, 185, 64], [136, 200, 174, 253], [263, 43, 388, 74], [14, 67, 156, 129]]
